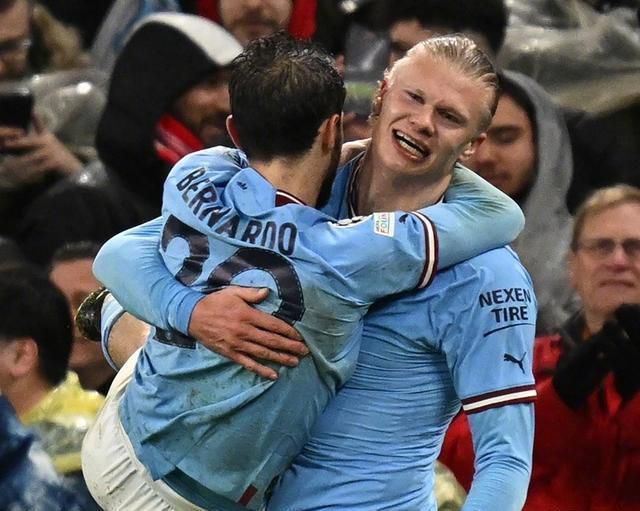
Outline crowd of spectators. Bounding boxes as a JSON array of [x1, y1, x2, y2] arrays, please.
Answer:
[[0, 0, 638, 509]]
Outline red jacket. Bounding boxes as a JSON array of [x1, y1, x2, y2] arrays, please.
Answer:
[[440, 329, 640, 511]]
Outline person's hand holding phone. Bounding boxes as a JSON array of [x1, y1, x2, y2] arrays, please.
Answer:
[[0, 114, 83, 185], [0, 124, 27, 150], [0, 87, 32, 160], [0, 87, 83, 186]]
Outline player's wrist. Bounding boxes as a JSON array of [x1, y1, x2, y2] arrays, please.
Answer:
[[180, 291, 208, 337]]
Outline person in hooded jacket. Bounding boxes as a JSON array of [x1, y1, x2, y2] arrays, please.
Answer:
[[462, 71, 577, 333], [14, 12, 242, 265]]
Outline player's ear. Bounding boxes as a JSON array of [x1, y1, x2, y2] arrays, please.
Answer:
[[460, 133, 486, 160], [226, 115, 242, 150], [320, 113, 341, 151], [371, 79, 389, 118], [7, 338, 39, 378]]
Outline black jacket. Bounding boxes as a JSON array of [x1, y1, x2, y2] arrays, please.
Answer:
[[17, 14, 230, 265]]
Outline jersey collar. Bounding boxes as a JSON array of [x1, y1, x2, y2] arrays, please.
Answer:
[[347, 156, 452, 214], [275, 190, 306, 207], [346, 153, 365, 216]]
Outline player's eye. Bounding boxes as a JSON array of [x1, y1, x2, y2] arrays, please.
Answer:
[[494, 133, 518, 144], [406, 91, 423, 104], [439, 109, 461, 124]]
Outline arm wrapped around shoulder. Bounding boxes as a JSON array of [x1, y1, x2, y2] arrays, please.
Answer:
[[428, 165, 525, 269]]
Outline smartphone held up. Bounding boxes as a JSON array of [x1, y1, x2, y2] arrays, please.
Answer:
[[0, 86, 33, 155]]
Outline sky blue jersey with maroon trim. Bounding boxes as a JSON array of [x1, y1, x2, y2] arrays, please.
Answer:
[[94, 147, 525, 510], [268, 246, 537, 511]]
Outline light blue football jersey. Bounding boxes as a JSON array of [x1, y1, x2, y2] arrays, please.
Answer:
[[96, 147, 525, 510], [120, 147, 440, 509], [268, 247, 537, 511]]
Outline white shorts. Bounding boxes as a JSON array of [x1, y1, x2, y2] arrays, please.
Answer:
[[81, 349, 205, 511]]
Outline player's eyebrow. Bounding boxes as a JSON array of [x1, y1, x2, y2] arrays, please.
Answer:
[[487, 125, 522, 136], [401, 82, 470, 124]]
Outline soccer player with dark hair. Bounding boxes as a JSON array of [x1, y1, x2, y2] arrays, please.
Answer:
[[83, 33, 526, 510]]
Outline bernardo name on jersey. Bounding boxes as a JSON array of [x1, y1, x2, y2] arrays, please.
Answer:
[[95, 147, 523, 510]]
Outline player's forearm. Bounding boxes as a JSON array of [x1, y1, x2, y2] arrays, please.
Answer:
[[427, 166, 524, 268], [107, 313, 149, 369], [97, 294, 143, 369], [464, 404, 534, 510], [463, 457, 530, 511], [448, 165, 524, 234], [93, 217, 204, 334]]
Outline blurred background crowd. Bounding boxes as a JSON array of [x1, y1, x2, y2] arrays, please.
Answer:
[[0, 0, 639, 509]]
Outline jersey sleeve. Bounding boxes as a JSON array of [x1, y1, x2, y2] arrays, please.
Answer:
[[310, 167, 524, 304], [93, 147, 246, 334], [419, 165, 525, 269], [463, 404, 534, 511], [311, 210, 437, 303], [93, 217, 205, 335], [440, 250, 538, 414]]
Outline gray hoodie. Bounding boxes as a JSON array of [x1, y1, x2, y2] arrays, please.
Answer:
[[503, 71, 578, 333]]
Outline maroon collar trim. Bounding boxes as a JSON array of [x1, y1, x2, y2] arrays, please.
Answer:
[[275, 190, 306, 206], [347, 154, 365, 216]]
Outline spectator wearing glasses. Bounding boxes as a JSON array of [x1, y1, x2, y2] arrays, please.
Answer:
[[0, 0, 91, 242], [0, 36, 31, 79], [0, 0, 34, 82], [441, 184, 640, 511], [49, 242, 115, 395], [0, 0, 86, 82]]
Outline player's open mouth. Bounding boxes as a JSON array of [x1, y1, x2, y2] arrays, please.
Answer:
[[392, 130, 429, 159]]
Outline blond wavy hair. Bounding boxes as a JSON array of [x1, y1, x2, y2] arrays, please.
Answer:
[[31, 2, 88, 72], [371, 35, 498, 134]]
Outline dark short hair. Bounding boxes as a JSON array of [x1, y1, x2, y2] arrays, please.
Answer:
[[0, 266, 72, 386], [389, 0, 508, 56], [229, 32, 345, 160], [50, 241, 101, 269], [497, 74, 538, 147]]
